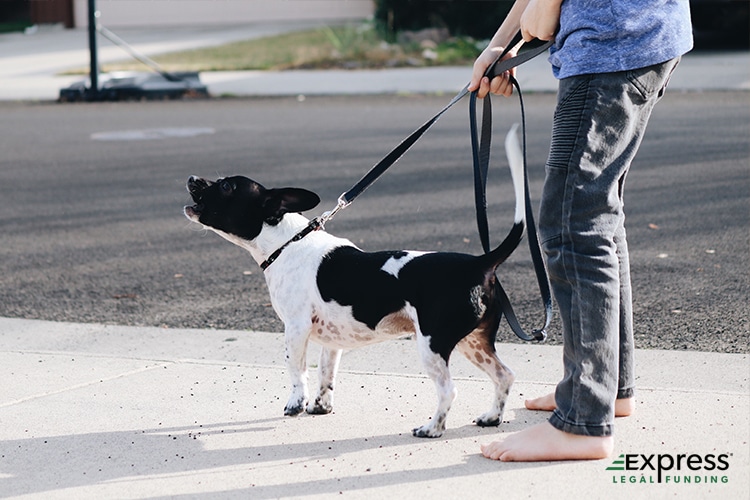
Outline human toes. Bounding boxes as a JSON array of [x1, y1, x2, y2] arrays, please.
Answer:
[[480, 440, 508, 460]]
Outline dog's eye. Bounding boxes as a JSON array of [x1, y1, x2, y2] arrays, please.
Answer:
[[220, 180, 233, 194]]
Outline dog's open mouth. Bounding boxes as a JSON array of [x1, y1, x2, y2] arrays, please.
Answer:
[[185, 176, 210, 219]]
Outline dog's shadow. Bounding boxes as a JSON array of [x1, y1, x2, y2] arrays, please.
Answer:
[[1, 411, 554, 498]]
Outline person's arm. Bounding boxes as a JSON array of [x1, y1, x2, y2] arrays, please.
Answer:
[[470, 0, 561, 98]]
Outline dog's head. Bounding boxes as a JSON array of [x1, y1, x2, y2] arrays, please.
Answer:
[[184, 175, 320, 241]]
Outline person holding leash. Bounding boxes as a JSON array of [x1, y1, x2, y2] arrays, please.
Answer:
[[469, 0, 693, 461]]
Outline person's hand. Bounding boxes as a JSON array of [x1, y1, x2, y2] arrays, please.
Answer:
[[469, 0, 561, 99], [468, 45, 518, 99]]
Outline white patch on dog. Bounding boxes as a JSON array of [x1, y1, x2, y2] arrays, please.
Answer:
[[381, 251, 429, 278], [310, 301, 412, 348], [505, 124, 526, 224], [414, 329, 456, 438], [469, 285, 487, 317]]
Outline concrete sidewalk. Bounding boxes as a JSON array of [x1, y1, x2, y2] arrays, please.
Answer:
[[1, 24, 749, 101], [0, 317, 747, 499]]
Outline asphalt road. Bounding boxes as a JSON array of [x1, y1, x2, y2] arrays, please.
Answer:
[[0, 92, 747, 353]]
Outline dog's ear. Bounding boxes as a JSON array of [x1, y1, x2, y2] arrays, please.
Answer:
[[262, 188, 321, 224]]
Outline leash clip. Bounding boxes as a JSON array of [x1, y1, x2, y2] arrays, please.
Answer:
[[318, 193, 350, 230], [261, 194, 350, 271]]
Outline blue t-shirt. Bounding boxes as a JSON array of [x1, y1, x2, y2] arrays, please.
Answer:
[[549, 0, 694, 79]]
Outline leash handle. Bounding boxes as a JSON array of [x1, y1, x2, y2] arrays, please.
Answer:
[[466, 32, 553, 342], [485, 30, 524, 80], [471, 34, 550, 253], [485, 32, 553, 81], [469, 70, 552, 342]]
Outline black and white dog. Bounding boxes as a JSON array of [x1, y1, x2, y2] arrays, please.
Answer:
[[184, 126, 526, 438]]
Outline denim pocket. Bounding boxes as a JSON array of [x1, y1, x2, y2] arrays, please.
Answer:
[[539, 166, 568, 246], [625, 58, 680, 101]]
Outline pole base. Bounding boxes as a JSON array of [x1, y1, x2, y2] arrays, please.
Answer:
[[59, 71, 209, 102]]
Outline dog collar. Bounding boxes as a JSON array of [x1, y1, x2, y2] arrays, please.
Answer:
[[260, 218, 322, 271], [260, 196, 349, 271]]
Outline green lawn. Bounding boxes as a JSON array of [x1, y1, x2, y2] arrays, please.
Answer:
[[72, 23, 482, 74]]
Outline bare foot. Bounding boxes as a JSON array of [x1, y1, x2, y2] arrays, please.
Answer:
[[524, 392, 557, 411], [525, 393, 635, 417], [480, 422, 614, 462]]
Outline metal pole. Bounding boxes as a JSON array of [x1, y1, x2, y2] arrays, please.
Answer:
[[87, 0, 99, 96]]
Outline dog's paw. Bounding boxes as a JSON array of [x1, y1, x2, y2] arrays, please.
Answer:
[[284, 404, 305, 416], [475, 410, 501, 427], [474, 415, 501, 427], [412, 424, 444, 439], [412, 412, 447, 438], [284, 397, 307, 416], [306, 400, 333, 415], [306, 390, 334, 415]]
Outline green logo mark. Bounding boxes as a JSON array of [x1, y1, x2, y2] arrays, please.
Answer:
[[606, 454, 626, 471]]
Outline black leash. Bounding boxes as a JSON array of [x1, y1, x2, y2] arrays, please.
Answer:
[[262, 32, 553, 342], [470, 69, 552, 342]]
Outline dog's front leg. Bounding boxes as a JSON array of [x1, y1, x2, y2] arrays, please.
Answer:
[[413, 331, 456, 438], [284, 325, 311, 416], [308, 347, 342, 414]]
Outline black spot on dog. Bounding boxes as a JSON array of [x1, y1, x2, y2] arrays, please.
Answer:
[[317, 247, 408, 329]]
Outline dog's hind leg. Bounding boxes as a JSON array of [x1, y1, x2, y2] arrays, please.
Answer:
[[308, 347, 342, 414], [413, 330, 457, 438], [284, 324, 311, 416], [456, 329, 515, 427]]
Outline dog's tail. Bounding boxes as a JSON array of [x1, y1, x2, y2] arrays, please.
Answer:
[[481, 123, 526, 270]]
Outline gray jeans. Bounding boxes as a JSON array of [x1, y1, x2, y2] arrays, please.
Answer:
[[539, 58, 680, 437]]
